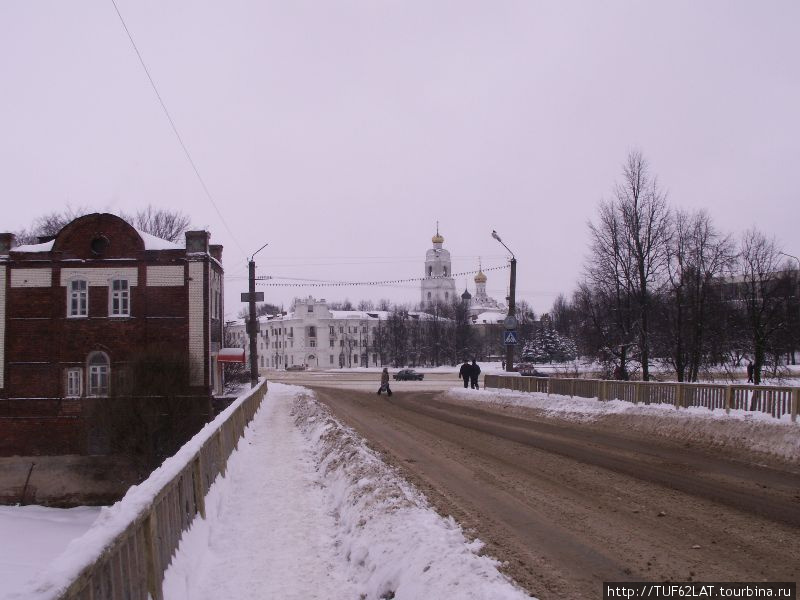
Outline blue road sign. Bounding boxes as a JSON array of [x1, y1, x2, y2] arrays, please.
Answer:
[[504, 330, 518, 345]]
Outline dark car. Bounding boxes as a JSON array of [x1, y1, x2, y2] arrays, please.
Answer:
[[393, 369, 424, 381], [285, 364, 307, 371]]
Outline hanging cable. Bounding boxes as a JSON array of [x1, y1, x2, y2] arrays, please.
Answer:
[[108, 0, 247, 259]]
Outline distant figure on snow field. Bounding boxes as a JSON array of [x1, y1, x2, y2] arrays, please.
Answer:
[[469, 359, 481, 389], [459, 360, 472, 388], [747, 361, 754, 383], [377, 367, 392, 396]]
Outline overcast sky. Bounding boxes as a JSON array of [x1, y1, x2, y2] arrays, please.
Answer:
[[2, 1, 798, 317]]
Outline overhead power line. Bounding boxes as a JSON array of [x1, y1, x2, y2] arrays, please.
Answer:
[[255, 265, 509, 288], [108, 0, 246, 259]]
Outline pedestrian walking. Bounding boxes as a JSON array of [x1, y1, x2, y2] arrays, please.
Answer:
[[458, 360, 471, 388], [747, 361, 754, 384], [469, 359, 481, 389], [377, 367, 392, 396]]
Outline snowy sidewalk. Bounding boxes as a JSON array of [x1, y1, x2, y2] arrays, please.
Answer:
[[163, 384, 530, 600], [163, 385, 357, 599]]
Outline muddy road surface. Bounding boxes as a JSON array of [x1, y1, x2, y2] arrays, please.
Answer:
[[306, 385, 800, 600]]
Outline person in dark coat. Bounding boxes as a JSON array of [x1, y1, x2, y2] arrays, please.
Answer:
[[458, 360, 471, 388], [747, 361, 754, 383], [377, 367, 392, 396], [469, 359, 481, 389]]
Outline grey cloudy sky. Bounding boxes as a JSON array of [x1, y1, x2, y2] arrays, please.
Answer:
[[2, 1, 799, 316]]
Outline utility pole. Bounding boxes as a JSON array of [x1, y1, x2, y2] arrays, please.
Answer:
[[242, 242, 268, 388], [507, 257, 517, 372], [247, 259, 259, 387], [492, 230, 517, 373]]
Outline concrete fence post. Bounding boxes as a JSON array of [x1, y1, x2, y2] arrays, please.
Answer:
[[546, 378, 550, 396], [724, 385, 733, 415], [634, 382, 641, 405], [570, 378, 575, 398], [792, 388, 798, 423], [674, 383, 682, 410]]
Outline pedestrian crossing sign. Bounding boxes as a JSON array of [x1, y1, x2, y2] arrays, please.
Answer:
[[504, 330, 518, 345]]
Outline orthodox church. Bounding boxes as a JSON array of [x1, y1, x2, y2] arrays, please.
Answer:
[[420, 226, 506, 322], [420, 226, 457, 306]]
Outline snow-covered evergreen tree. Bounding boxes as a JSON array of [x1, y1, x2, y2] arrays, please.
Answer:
[[522, 318, 577, 363]]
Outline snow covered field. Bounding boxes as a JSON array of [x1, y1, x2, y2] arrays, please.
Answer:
[[0, 505, 101, 599], [448, 387, 800, 463], [163, 383, 531, 599]]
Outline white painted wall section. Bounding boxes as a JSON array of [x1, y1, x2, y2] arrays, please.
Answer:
[[146, 265, 185, 287], [10, 268, 52, 288], [60, 268, 138, 286]]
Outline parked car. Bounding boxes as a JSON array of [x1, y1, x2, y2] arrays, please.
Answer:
[[393, 369, 424, 381], [516, 363, 549, 377], [285, 364, 307, 371]]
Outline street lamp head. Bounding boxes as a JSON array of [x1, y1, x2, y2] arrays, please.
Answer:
[[491, 230, 502, 243]]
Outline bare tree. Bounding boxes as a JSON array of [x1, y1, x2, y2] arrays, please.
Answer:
[[661, 210, 735, 381], [122, 205, 191, 243], [738, 229, 789, 385], [14, 205, 89, 244]]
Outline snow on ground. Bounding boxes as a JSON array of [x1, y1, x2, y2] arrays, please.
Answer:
[[448, 388, 800, 463], [164, 383, 532, 600], [13, 381, 266, 600], [319, 361, 508, 375], [0, 506, 101, 600]]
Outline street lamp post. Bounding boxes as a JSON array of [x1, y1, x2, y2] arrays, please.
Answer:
[[492, 230, 517, 373]]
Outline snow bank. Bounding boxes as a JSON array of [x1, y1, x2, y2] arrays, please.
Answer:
[[294, 387, 533, 599], [12, 380, 266, 600], [450, 388, 800, 462], [0, 506, 100, 599]]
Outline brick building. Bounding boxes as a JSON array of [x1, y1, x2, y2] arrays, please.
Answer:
[[0, 213, 225, 457]]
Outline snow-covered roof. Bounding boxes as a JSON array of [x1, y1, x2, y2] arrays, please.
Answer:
[[134, 228, 182, 251], [473, 311, 505, 324], [12, 239, 55, 252], [11, 229, 180, 253]]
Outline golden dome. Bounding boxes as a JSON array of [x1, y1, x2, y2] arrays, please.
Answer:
[[432, 233, 444, 244], [474, 270, 487, 284]]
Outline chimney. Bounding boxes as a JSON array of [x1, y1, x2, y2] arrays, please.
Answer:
[[209, 244, 223, 262], [185, 230, 210, 254], [0, 233, 15, 255]]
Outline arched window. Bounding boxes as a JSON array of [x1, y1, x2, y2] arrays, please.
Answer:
[[445, 292, 449, 300], [87, 352, 110, 396], [427, 292, 432, 300], [443, 267, 448, 276], [428, 266, 433, 277]]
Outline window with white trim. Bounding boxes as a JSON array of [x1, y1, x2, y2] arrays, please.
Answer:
[[68, 279, 88, 317], [109, 279, 130, 317], [66, 368, 82, 397], [87, 352, 110, 396]]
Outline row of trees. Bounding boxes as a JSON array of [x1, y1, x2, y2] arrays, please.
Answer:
[[551, 151, 798, 383]]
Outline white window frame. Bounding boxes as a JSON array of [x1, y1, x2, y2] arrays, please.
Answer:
[[66, 368, 83, 397], [68, 278, 88, 318], [109, 278, 130, 317], [87, 352, 110, 397]]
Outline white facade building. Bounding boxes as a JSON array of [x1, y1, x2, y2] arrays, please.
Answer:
[[420, 228, 456, 307], [226, 296, 439, 371]]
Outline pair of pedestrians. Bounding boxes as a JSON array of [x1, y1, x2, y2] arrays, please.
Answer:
[[459, 360, 481, 389]]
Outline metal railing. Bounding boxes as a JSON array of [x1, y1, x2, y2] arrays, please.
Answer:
[[483, 375, 798, 422], [30, 379, 268, 600]]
